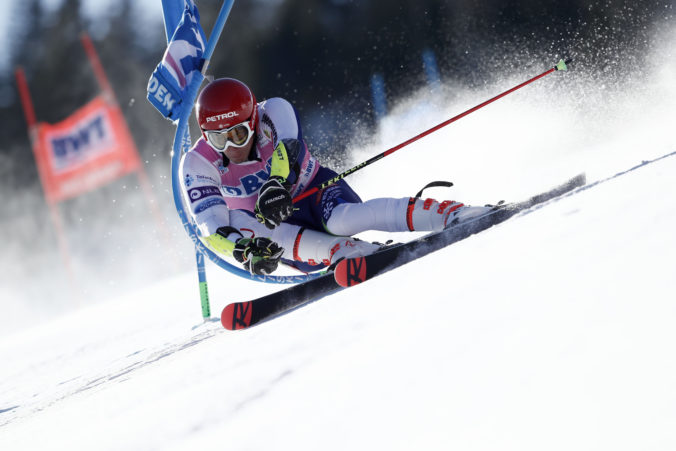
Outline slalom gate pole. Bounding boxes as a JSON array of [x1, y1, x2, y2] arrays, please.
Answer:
[[184, 0, 236, 321], [293, 59, 571, 203]]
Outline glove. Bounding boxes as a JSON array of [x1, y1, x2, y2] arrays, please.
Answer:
[[232, 237, 284, 275], [255, 176, 293, 229]]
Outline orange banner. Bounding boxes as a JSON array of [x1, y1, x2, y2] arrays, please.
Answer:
[[35, 95, 141, 203]]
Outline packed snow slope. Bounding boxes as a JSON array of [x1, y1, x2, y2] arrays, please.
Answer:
[[2, 151, 675, 451], [2, 33, 675, 451]]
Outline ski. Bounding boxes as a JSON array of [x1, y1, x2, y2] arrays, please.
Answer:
[[221, 271, 341, 330], [334, 173, 586, 288], [221, 173, 585, 330]]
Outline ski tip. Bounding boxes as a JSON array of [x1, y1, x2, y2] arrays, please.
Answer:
[[221, 301, 253, 330], [334, 257, 368, 288]]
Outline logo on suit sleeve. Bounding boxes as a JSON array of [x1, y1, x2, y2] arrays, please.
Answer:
[[195, 197, 226, 214], [188, 186, 221, 203]]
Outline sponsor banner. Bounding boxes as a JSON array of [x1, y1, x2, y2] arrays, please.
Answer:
[[35, 95, 141, 203]]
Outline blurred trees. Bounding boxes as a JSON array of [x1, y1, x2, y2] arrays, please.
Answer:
[[0, 0, 671, 200], [0, 0, 669, 305]]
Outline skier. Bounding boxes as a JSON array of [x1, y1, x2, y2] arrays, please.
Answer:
[[180, 78, 493, 275]]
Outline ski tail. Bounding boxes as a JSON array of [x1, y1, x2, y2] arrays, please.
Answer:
[[333, 256, 368, 287], [221, 301, 254, 330], [221, 272, 340, 330]]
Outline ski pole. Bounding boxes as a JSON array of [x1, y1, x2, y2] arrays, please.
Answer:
[[293, 59, 571, 203]]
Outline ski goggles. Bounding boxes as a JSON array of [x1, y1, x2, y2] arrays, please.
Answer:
[[204, 121, 254, 151]]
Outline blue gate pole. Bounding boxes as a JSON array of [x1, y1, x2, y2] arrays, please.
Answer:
[[370, 73, 387, 122], [422, 48, 442, 93], [186, 0, 236, 321]]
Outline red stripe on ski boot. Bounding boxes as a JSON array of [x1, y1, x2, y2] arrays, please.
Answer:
[[334, 257, 368, 288], [221, 301, 253, 330], [406, 197, 416, 231]]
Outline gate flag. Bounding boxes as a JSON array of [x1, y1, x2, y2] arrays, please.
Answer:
[[147, 0, 206, 121], [35, 95, 141, 204]]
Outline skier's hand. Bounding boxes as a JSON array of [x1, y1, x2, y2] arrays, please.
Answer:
[[233, 237, 284, 275], [255, 176, 293, 229]]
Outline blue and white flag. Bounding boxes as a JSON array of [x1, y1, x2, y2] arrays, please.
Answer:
[[147, 0, 206, 121]]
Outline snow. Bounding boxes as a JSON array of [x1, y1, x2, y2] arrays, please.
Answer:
[[2, 33, 676, 451]]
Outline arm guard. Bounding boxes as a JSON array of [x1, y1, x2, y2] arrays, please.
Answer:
[[201, 226, 243, 258], [270, 138, 306, 187]]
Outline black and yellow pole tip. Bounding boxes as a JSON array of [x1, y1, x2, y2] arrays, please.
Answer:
[[555, 59, 573, 71]]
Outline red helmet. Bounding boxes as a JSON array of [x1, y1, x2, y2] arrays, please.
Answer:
[[196, 78, 258, 134]]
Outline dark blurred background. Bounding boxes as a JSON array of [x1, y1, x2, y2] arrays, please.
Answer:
[[0, 0, 672, 311]]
